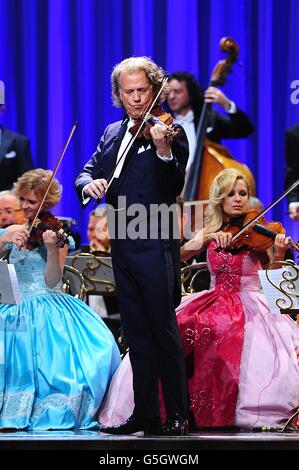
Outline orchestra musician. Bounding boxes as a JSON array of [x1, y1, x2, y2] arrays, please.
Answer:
[[167, 71, 254, 172], [0, 190, 26, 227], [0, 168, 120, 430], [98, 168, 299, 431], [75, 56, 189, 436], [168, 69, 255, 290]]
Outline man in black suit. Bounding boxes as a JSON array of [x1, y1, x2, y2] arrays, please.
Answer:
[[285, 124, 299, 221], [167, 71, 254, 173], [75, 57, 189, 436], [0, 81, 33, 190]]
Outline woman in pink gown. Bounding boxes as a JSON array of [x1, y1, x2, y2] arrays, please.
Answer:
[[99, 168, 299, 430]]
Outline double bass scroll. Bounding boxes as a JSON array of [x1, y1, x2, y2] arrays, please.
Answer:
[[183, 37, 255, 201]]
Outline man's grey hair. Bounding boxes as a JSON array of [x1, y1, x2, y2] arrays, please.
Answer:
[[111, 56, 169, 107], [0, 190, 20, 201]]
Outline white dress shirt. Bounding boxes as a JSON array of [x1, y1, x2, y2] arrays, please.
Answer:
[[174, 110, 196, 172]]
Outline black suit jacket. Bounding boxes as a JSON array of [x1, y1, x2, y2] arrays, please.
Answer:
[[75, 118, 189, 307], [75, 119, 188, 205], [285, 124, 299, 204], [204, 107, 254, 143], [0, 126, 34, 190]]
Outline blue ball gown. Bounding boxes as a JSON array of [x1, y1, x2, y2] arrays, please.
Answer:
[[0, 233, 121, 430]]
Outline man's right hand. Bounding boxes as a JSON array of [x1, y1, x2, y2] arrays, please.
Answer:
[[83, 179, 108, 200], [4, 225, 29, 248]]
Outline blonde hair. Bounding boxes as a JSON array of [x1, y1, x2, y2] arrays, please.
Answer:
[[111, 56, 169, 107], [13, 169, 62, 209], [205, 168, 250, 233]]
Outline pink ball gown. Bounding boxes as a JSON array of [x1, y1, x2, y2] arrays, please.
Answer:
[[99, 242, 299, 429]]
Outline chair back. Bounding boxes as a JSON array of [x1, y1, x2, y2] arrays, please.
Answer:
[[181, 262, 209, 294], [62, 265, 87, 301]]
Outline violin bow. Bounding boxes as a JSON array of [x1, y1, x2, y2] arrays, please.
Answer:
[[28, 122, 77, 235], [93, 76, 169, 205], [228, 177, 299, 245]]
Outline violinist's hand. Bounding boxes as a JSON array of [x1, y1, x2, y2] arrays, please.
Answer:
[[273, 233, 291, 260], [150, 123, 172, 157], [208, 230, 233, 249], [83, 179, 108, 200], [4, 224, 29, 248], [204, 86, 232, 111], [42, 230, 59, 249]]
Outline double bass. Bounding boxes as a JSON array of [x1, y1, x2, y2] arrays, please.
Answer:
[[184, 37, 256, 201]]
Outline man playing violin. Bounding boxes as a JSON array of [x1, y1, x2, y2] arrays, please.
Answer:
[[75, 57, 189, 436]]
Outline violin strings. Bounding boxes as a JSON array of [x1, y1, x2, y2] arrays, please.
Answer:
[[230, 178, 299, 247]]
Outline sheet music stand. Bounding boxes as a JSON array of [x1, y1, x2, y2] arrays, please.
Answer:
[[0, 260, 22, 304], [264, 260, 299, 323]]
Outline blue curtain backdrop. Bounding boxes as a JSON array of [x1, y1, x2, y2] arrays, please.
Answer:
[[0, 0, 298, 242]]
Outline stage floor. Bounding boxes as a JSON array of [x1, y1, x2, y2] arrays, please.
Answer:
[[1, 429, 299, 451]]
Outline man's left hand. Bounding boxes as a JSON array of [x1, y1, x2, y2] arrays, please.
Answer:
[[150, 124, 172, 158], [204, 86, 232, 111]]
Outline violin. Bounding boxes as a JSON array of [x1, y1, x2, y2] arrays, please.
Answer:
[[129, 105, 181, 142], [222, 210, 299, 253], [21, 122, 77, 249], [92, 77, 178, 206], [27, 212, 69, 249]]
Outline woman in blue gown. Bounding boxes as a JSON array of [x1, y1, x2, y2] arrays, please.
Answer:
[[0, 169, 121, 430]]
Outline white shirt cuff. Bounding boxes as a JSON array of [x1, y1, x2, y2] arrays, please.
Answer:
[[157, 152, 173, 162], [227, 101, 237, 114], [82, 185, 91, 205]]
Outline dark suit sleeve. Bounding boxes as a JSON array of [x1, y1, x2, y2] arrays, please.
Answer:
[[156, 126, 189, 198], [17, 137, 34, 176], [207, 107, 254, 142], [75, 134, 105, 205], [285, 127, 299, 203]]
